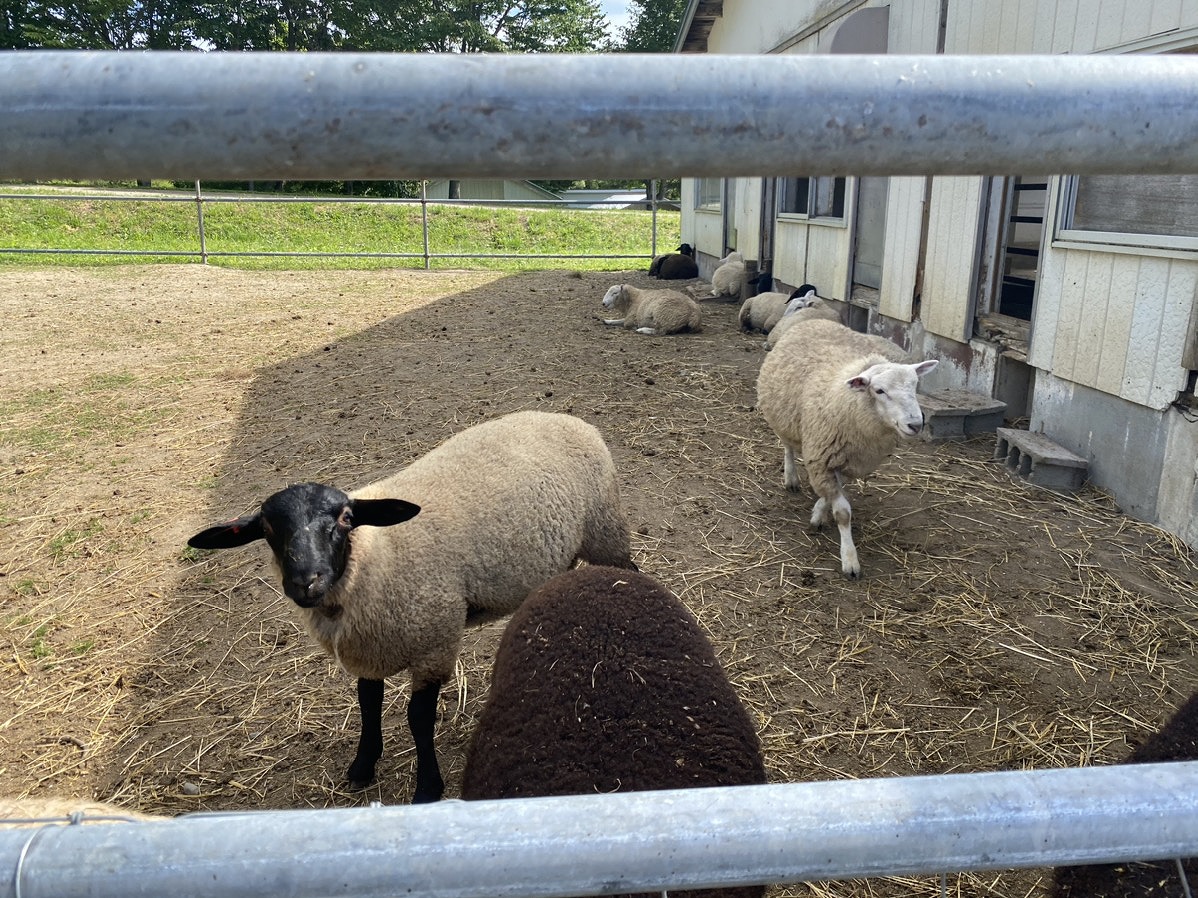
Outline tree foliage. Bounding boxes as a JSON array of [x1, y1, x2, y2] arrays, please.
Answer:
[[4, 0, 614, 51], [619, 0, 686, 52]]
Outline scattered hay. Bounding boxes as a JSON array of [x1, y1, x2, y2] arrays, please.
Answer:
[[1, 265, 1195, 898]]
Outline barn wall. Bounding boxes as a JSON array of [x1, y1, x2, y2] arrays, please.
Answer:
[[878, 176, 927, 323], [943, 0, 1198, 53], [921, 177, 984, 342]]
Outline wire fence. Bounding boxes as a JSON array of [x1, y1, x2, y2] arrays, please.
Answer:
[[0, 180, 674, 266]]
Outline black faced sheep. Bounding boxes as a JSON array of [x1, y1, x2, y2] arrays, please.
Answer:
[[756, 319, 938, 579], [187, 411, 637, 803], [460, 564, 766, 898], [649, 243, 699, 280], [601, 283, 702, 335]]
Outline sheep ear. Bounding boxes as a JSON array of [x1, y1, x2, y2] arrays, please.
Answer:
[[847, 374, 871, 392], [351, 499, 421, 528], [914, 359, 939, 377], [188, 514, 265, 550]]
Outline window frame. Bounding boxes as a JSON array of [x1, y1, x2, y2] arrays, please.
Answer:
[[776, 176, 848, 225], [1055, 174, 1198, 254], [696, 178, 722, 211]]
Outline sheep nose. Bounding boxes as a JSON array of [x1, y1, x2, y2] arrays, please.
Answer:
[[909, 421, 923, 435]]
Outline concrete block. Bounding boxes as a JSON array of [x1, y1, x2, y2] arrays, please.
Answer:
[[919, 389, 1008, 441], [994, 427, 1089, 492]]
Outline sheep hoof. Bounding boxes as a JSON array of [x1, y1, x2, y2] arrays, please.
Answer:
[[842, 568, 862, 581], [345, 760, 377, 791], [412, 773, 445, 804]]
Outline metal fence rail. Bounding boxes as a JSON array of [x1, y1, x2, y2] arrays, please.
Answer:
[[3, 763, 1197, 898], [4, 52, 1198, 180], [0, 181, 669, 265], [2, 49, 1197, 897]]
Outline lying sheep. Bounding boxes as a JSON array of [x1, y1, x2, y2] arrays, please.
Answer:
[[710, 251, 746, 298], [756, 319, 938, 579], [739, 279, 819, 335], [461, 565, 766, 898], [601, 283, 702, 335], [648, 242, 699, 280], [188, 411, 637, 803], [764, 290, 842, 350]]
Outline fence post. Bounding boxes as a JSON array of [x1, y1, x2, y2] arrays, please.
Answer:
[[650, 178, 658, 265], [420, 180, 430, 270], [193, 180, 208, 264]]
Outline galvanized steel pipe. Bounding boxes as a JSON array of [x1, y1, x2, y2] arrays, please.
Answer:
[[3, 762, 1198, 898], [3, 52, 1198, 180]]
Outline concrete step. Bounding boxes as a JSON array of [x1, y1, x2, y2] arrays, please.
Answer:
[[919, 389, 1008, 441], [993, 427, 1089, 492]]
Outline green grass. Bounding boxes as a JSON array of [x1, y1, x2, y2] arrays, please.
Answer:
[[0, 185, 682, 271]]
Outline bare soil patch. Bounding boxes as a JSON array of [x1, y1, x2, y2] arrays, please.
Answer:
[[1, 265, 1195, 897]]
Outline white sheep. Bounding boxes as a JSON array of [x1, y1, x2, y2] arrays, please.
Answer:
[[710, 251, 746, 298], [763, 290, 842, 350], [187, 411, 636, 803], [601, 283, 702, 336], [739, 279, 819, 334], [756, 319, 938, 579]]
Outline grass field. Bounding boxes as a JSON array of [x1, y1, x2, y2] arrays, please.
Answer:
[[0, 182, 682, 271]]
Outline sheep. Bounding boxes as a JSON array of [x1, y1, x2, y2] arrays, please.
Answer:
[[756, 319, 938, 579], [601, 283, 702, 336], [648, 242, 699, 280], [460, 564, 767, 898], [187, 410, 637, 803], [710, 251, 745, 298], [738, 278, 819, 335], [1050, 689, 1198, 897], [763, 290, 842, 350]]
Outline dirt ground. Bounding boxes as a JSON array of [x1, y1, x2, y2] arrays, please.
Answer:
[[1, 264, 1196, 897]]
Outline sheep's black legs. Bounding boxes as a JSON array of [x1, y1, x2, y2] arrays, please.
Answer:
[[347, 677, 384, 790], [408, 680, 444, 804]]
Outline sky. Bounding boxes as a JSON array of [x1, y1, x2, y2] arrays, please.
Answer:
[[600, 0, 632, 33]]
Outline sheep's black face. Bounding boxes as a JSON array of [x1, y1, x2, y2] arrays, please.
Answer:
[[261, 483, 354, 608]]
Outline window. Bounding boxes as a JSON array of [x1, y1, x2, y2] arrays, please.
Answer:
[[778, 177, 846, 220], [696, 178, 721, 210], [1060, 174, 1198, 250]]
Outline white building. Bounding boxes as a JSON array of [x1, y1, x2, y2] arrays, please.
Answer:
[[676, 0, 1198, 549]]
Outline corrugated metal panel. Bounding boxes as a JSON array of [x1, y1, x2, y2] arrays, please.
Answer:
[[878, 176, 926, 322], [922, 176, 983, 341]]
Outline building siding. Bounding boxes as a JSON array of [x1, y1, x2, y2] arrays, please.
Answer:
[[922, 177, 983, 341], [878, 176, 926, 322]]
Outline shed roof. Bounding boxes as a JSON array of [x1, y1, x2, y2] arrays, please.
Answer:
[[674, 0, 723, 53]]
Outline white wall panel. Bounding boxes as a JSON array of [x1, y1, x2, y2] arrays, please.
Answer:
[[879, 176, 926, 322], [807, 225, 851, 300], [922, 177, 983, 342], [1094, 254, 1139, 397], [888, 0, 941, 53]]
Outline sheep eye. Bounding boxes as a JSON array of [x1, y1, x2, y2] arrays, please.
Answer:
[[874, 387, 886, 396], [336, 508, 353, 530]]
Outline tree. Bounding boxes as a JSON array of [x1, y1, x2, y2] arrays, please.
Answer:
[[619, 0, 686, 52], [16, 0, 195, 48]]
